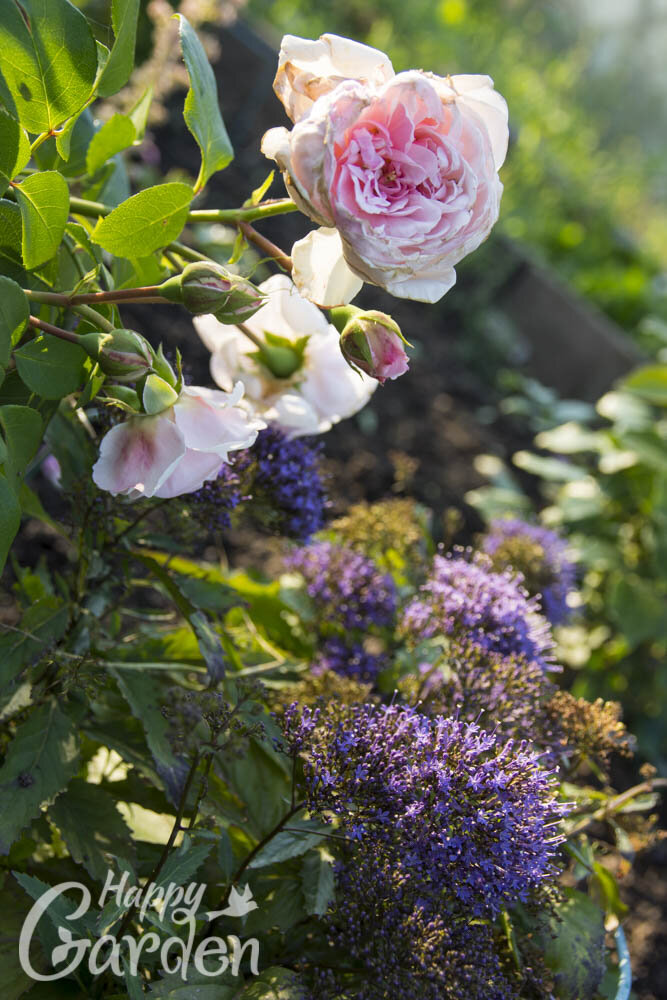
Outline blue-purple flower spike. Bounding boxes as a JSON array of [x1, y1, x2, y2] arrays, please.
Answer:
[[402, 551, 555, 670]]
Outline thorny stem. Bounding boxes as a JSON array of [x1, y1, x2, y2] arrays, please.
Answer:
[[239, 221, 293, 273]]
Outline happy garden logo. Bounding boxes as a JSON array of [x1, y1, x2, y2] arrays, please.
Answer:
[[18, 868, 261, 983]]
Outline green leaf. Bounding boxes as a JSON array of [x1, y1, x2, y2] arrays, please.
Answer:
[[301, 849, 335, 916], [86, 113, 136, 176], [92, 182, 193, 258], [608, 574, 667, 647], [111, 668, 187, 804], [0, 277, 29, 366], [177, 15, 233, 192], [0, 875, 47, 998], [0, 0, 98, 133], [0, 596, 69, 688], [14, 333, 87, 398], [98, 0, 140, 98], [0, 404, 42, 479], [248, 823, 330, 869], [0, 199, 23, 280], [0, 701, 79, 853], [149, 976, 237, 999], [621, 364, 667, 406], [14, 172, 69, 269], [128, 86, 153, 141], [0, 471, 20, 573], [156, 840, 212, 892], [0, 111, 30, 194], [217, 829, 234, 879], [239, 968, 304, 999], [48, 778, 134, 882], [539, 889, 606, 1000], [592, 862, 629, 919]]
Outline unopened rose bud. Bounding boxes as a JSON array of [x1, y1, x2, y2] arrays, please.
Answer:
[[334, 308, 410, 384], [79, 329, 153, 382], [161, 263, 265, 323]]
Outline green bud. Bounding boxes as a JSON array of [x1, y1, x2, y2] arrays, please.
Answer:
[[78, 329, 153, 382], [250, 330, 308, 379], [143, 374, 179, 414], [164, 262, 266, 323]]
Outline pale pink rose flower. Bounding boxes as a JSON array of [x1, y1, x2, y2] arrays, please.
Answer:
[[193, 274, 376, 437], [262, 34, 508, 304], [92, 383, 264, 499]]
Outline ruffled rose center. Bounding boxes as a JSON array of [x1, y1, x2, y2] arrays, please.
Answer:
[[332, 98, 478, 240]]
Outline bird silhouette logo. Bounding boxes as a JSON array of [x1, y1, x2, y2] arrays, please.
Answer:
[[207, 884, 258, 920]]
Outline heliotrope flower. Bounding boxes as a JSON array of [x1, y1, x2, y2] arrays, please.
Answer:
[[248, 426, 327, 540], [302, 853, 514, 1000], [282, 701, 567, 918], [402, 551, 554, 671], [313, 637, 387, 684], [287, 540, 396, 630], [482, 518, 576, 625]]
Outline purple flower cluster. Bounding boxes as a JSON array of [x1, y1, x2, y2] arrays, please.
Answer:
[[483, 518, 576, 625], [283, 702, 566, 918], [314, 637, 387, 684], [402, 552, 554, 671], [288, 541, 397, 631], [188, 461, 248, 529], [303, 855, 514, 1000], [249, 426, 327, 540]]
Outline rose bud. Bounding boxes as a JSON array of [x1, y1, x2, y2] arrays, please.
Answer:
[[334, 308, 410, 384], [161, 263, 265, 323], [79, 329, 153, 382]]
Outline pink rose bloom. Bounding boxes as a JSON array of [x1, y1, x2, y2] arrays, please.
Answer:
[[92, 383, 264, 499], [262, 34, 508, 304]]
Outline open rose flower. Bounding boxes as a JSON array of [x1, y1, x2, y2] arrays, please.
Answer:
[[194, 274, 376, 437], [262, 34, 509, 304], [92, 383, 264, 499]]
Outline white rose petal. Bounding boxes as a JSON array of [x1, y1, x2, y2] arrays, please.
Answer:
[[292, 227, 364, 307]]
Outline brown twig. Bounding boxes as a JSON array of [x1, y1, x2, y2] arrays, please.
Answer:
[[239, 222, 293, 273]]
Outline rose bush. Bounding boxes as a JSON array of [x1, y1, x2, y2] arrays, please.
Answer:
[[194, 274, 376, 436], [263, 33, 509, 304]]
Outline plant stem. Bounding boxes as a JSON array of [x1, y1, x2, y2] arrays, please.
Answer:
[[113, 751, 202, 941], [72, 304, 115, 332], [567, 777, 667, 835], [26, 286, 168, 307], [166, 240, 211, 263], [239, 222, 293, 273], [28, 315, 80, 344], [204, 800, 305, 937], [189, 199, 298, 223], [236, 322, 265, 351], [66, 195, 298, 225]]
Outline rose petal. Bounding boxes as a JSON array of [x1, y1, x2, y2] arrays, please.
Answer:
[[154, 449, 224, 499], [92, 416, 185, 498], [274, 33, 394, 122], [292, 227, 364, 307], [173, 386, 263, 456]]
